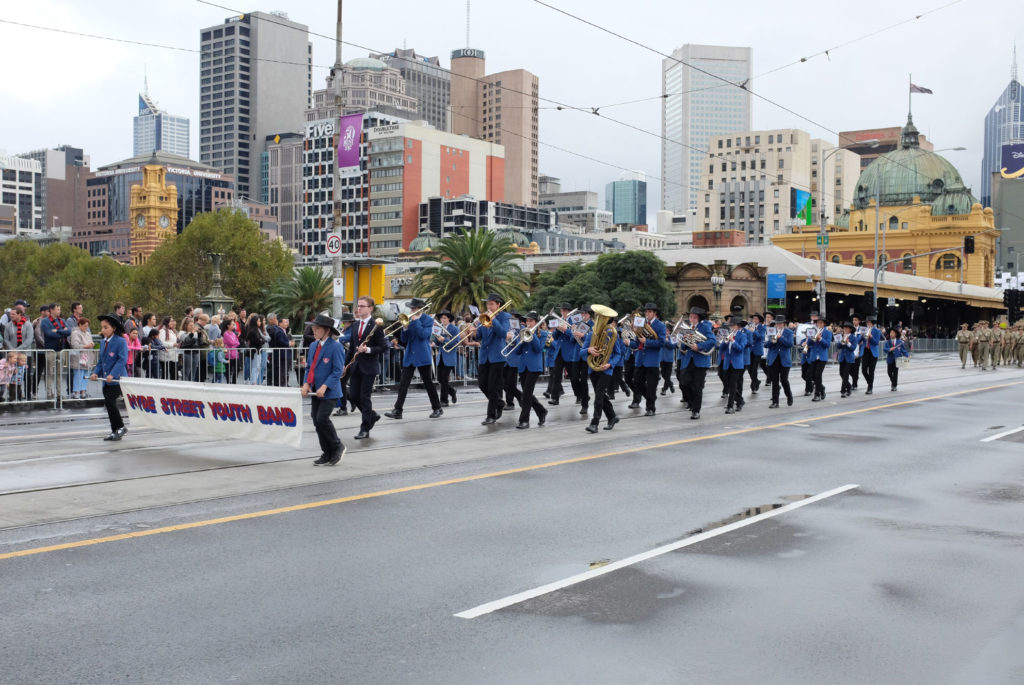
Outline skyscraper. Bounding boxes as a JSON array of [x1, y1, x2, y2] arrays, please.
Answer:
[[450, 49, 539, 206], [605, 171, 648, 226], [199, 11, 311, 201], [981, 49, 1022, 208], [371, 48, 451, 132], [661, 44, 752, 216], [133, 92, 189, 158]]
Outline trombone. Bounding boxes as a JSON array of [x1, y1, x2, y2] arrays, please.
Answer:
[[441, 300, 513, 352], [382, 300, 432, 336], [501, 318, 544, 357]]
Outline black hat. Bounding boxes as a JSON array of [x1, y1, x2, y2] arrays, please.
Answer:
[[559, 302, 573, 311], [485, 292, 505, 305], [14, 299, 28, 307], [39, 304, 50, 312], [688, 306, 707, 316], [581, 304, 593, 315], [773, 315, 787, 324], [750, 312, 764, 322], [842, 321, 855, 331], [728, 316, 745, 327], [409, 297, 428, 309], [810, 310, 820, 318], [816, 315, 828, 324], [865, 315, 877, 323], [98, 313, 125, 335], [525, 310, 540, 321], [339, 312, 356, 323], [437, 309, 454, 320], [643, 302, 660, 312], [311, 313, 340, 335]]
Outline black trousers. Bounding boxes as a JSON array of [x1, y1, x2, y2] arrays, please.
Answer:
[[633, 365, 659, 411], [887, 362, 899, 388], [850, 356, 862, 387], [589, 372, 616, 424], [748, 354, 762, 390], [518, 370, 546, 423], [767, 361, 792, 403], [503, 364, 521, 405], [393, 364, 441, 411], [862, 354, 878, 390], [719, 364, 728, 393], [548, 355, 567, 399], [624, 357, 637, 398], [812, 360, 827, 397], [570, 359, 589, 405], [801, 362, 814, 393], [102, 384, 124, 432], [681, 365, 708, 413], [727, 367, 745, 409], [311, 395, 342, 456], [839, 360, 853, 394], [348, 366, 377, 432], [610, 365, 626, 397], [478, 361, 505, 419], [437, 361, 455, 403], [659, 361, 674, 390]]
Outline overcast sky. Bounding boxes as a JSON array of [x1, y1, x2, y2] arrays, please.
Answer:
[[2, 0, 1020, 222]]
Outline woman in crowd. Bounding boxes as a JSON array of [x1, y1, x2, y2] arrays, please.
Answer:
[[221, 319, 241, 384], [141, 313, 157, 339], [69, 316, 93, 399], [126, 328, 142, 377], [159, 316, 180, 380], [177, 316, 201, 382]]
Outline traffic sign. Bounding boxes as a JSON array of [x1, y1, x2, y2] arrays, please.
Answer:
[[816, 235, 830, 247], [326, 233, 342, 256]]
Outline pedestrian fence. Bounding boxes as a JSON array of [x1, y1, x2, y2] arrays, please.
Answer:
[[0, 338, 960, 411]]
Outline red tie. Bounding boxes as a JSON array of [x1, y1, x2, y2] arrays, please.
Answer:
[[306, 342, 322, 385], [359, 320, 365, 339]]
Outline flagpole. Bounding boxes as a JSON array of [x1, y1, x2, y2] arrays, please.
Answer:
[[908, 73, 912, 116]]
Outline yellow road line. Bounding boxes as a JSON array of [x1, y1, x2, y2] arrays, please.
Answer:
[[1, 380, 1019, 562]]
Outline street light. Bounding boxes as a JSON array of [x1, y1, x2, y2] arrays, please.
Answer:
[[710, 259, 728, 319], [818, 139, 879, 319]]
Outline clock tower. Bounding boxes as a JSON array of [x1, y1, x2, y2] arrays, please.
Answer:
[[129, 164, 179, 265]]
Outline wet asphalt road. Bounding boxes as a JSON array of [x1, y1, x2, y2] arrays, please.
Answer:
[[1, 355, 1023, 683]]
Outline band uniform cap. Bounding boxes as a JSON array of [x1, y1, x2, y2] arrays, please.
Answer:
[[559, 302, 573, 311], [311, 313, 340, 335], [580, 304, 594, 315], [816, 315, 829, 324], [525, 310, 540, 321], [750, 312, 764, 321], [842, 321, 856, 330], [643, 302, 660, 312], [773, 314, 787, 324], [339, 312, 356, 323], [98, 313, 126, 335], [437, 309, 454, 320], [408, 297, 428, 309], [810, 311, 820, 317], [485, 292, 505, 304], [728, 316, 746, 327], [865, 315, 877, 322], [688, 306, 707, 316]]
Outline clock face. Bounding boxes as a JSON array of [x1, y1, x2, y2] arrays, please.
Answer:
[[136, 215, 146, 228], [159, 215, 170, 229]]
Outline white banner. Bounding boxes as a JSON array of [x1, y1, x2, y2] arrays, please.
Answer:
[[119, 378, 304, 449]]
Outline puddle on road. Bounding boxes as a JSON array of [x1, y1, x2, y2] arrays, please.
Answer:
[[968, 483, 1024, 502]]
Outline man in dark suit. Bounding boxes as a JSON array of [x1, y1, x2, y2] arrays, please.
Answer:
[[266, 313, 292, 387], [349, 296, 387, 439]]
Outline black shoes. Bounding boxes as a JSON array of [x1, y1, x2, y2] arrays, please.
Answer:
[[681, 398, 688, 405], [371, 412, 381, 428], [812, 395, 822, 402], [104, 427, 128, 441], [516, 421, 529, 429], [804, 390, 813, 397], [354, 431, 370, 440], [385, 410, 403, 419], [450, 389, 457, 404], [725, 407, 735, 414], [769, 402, 779, 409], [690, 411, 700, 420], [548, 398, 560, 406], [327, 446, 346, 466], [865, 389, 873, 395], [579, 405, 588, 416], [313, 454, 330, 465], [891, 386, 897, 391], [628, 402, 640, 409], [481, 417, 496, 425], [644, 410, 655, 417], [604, 417, 620, 430], [332, 407, 347, 417], [429, 409, 443, 418], [543, 391, 550, 398], [537, 411, 547, 426], [505, 400, 516, 409], [787, 397, 794, 406], [440, 401, 450, 407], [585, 424, 599, 434]]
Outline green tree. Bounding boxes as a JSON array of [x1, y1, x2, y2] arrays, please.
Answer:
[[133, 209, 293, 316], [0, 240, 44, 307], [40, 255, 133, 319], [0, 241, 129, 315], [412, 228, 529, 314], [262, 266, 332, 334], [526, 260, 586, 313]]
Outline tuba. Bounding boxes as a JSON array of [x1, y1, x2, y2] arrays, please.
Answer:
[[586, 304, 619, 372]]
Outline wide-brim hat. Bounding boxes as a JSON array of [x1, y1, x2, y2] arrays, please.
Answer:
[[750, 312, 764, 321], [580, 304, 593, 315], [773, 315, 787, 324], [409, 297, 428, 309], [865, 315, 877, 323], [98, 313, 126, 335], [816, 315, 829, 324], [559, 302, 573, 311], [311, 313, 340, 335], [688, 306, 706, 316], [842, 321, 855, 330], [339, 312, 356, 323], [437, 309, 454, 320], [643, 302, 660, 312], [728, 316, 745, 327], [810, 311, 820, 318], [485, 292, 505, 305], [525, 310, 540, 322]]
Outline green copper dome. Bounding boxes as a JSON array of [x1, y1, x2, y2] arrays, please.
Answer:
[[346, 57, 387, 71], [851, 115, 977, 214], [408, 229, 441, 251]]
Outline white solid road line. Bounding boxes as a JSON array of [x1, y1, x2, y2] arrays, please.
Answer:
[[980, 425, 1024, 443], [454, 483, 860, 620]]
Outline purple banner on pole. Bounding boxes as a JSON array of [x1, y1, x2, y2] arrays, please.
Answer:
[[337, 113, 363, 170]]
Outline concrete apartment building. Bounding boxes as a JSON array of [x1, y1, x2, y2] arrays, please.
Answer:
[[661, 44, 752, 216], [695, 129, 859, 244], [371, 48, 451, 132], [199, 11, 311, 202], [0, 153, 42, 233], [450, 48, 539, 207], [18, 145, 89, 231], [538, 175, 612, 233]]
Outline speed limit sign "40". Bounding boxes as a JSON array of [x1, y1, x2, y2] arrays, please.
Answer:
[[326, 234, 342, 255]]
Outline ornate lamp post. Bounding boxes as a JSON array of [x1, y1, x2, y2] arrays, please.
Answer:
[[710, 259, 729, 319], [200, 252, 235, 316]]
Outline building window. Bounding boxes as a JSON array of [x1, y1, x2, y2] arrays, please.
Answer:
[[832, 255, 840, 264], [854, 254, 865, 267], [936, 254, 961, 270]]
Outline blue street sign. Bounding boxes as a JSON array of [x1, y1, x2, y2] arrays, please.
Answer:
[[766, 273, 787, 299]]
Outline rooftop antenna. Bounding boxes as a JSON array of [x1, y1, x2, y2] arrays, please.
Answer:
[[143, 64, 149, 97], [466, 0, 470, 47], [1013, 43, 1019, 83]]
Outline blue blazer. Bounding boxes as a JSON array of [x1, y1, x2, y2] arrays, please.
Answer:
[[306, 336, 346, 399], [719, 328, 748, 370], [807, 327, 833, 363], [550, 325, 575, 363], [398, 315, 434, 368], [678, 320, 716, 369], [630, 318, 667, 369], [750, 323, 766, 356], [434, 322, 458, 367], [581, 329, 622, 376], [861, 327, 882, 358], [93, 335, 128, 386], [476, 311, 510, 364], [835, 332, 861, 364], [518, 329, 546, 373], [764, 327, 793, 367], [883, 338, 909, 364]]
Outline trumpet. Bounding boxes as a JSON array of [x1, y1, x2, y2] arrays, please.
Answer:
[[383, 301, 431, 336], [441, 300, 513, 352], [617, 313, 636, 342], [501, 318, 544, 357]]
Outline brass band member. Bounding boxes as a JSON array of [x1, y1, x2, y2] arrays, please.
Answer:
[[628, 302, 668, 416], [678, 306, 715, 420], [514, 311, 549, 429], [836, 321, 860, 398], [349, 296, 387, 440], [385, 298, 443, 420], [808, 315, 832, 401], [860, 315, 882, 394], [433, 310, 459, 406], [747, 313, 766, 394], [475, 293, 511, 425], [764, 314, 794, 408], [583, 305, 623, 433]]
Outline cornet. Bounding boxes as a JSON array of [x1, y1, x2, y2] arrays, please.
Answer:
[[383, 300, 431, 336], [501, 318, 543, 357]]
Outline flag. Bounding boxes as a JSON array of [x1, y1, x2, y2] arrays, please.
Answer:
[[336, 113, 364, 170], [910, 83, 933, 94]]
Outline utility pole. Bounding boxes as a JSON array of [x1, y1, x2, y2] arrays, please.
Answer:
[[331, 0, 344, 318]]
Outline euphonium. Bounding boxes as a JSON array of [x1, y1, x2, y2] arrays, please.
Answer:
[[586, 304, 619, 372]]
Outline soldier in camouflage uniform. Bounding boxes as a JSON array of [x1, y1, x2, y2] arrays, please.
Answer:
[[969, 323, 980, 367], [955, 323, 972, 369]]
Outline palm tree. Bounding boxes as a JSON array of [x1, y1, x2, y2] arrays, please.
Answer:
[[262, 266, 332, 332], [412, 228, 530, 314]]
